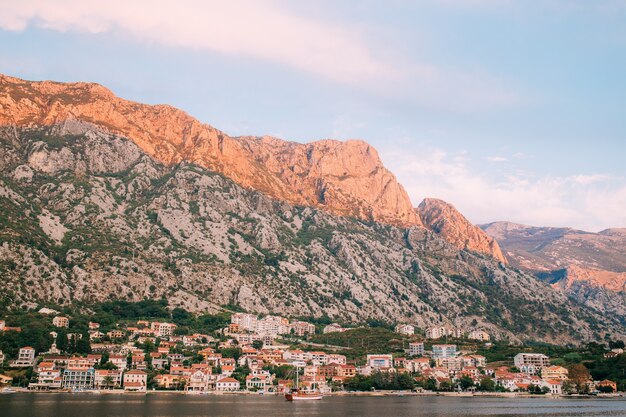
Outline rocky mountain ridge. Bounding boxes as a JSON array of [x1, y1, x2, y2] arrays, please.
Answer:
[[0, 124, 621, 343], [417, 199, 507, 264]]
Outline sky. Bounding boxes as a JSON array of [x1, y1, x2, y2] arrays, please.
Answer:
[[0, 0, 625, 231]]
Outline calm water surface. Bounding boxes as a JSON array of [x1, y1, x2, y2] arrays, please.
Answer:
[[1, 393, 625, 417]]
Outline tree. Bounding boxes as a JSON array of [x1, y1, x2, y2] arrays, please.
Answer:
[[102, 376, 115, 390], [252, 340, 264, 350], [609, 340, 625, 350], [597, 385, 615, 393], [478, 376, 495, 392], [458, 375, 474, 391], [568, 364, 591, 393]]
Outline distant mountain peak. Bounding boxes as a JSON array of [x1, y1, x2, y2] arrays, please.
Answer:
[[417, 198, 507, 263]]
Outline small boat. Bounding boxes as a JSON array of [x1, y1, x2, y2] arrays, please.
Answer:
[[284, 365, 323, 401], [285, 389, 323, 401]]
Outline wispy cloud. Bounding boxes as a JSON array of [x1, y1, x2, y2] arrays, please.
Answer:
[[0, 0, 522, 111], [384, 146, 626, 231], [486, 156, 508, 162], [0, 0, 394, 86]]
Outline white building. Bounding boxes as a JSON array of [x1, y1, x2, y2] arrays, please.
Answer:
[[395, 324, 415, 336], [431, 344, 457, 359], [514, 353, 550, 375], [468, 330, 490, 342], [426, 326, 463, 340], [94, 369, 123, 389], [366, 354, 393, 369], [216, 377, 240, 391], [406, 342, 424, 357], [62, 367, 95, 390], [52, 316, 69, 328], [11, 347, 36, 367], [150, 322, 177, 338], [124, 370, 147, 392]]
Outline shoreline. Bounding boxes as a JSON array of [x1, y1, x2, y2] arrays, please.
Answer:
[[3, 389, 623, 400]]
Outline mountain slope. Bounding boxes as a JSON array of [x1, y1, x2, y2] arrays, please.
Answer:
[[0, 74, 420, 227], [418, 199, 506, 264], [0, 124, 622, 343], [481, 221, 626, 320]]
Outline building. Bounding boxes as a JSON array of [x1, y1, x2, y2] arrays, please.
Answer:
[[514, 353, 550, 375], [88, 322, 100, 330], [124, 370, 147, 392], [52, 316, 69, 328], [0, 350, 4, 365], [425, 326, 462, 340], [395, 324, 415, 335], [231, 313, 259, 332], [291, 321, 316, 337], [407, 342, 424, 357], [11, 346, 36, 367], [107, 330, 125, 339], [94, 369, 123, 389], [542, 366, 568, 381], [62, 367, 95, 390], [38, 308, 60, 315], [30, 362, 62, 390], [542, 379, 563, 394], [468, 330, 490, 342], [216, 377, 240, 391], [432, 345, 457, 359], [151, 322, 177, 338], [596, 379, 617, 393], [0, 320, 4, 331], [246, 374, 270, 391], [366, 354, 393, 369]]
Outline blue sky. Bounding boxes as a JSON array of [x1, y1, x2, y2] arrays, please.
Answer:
[[1, 0, 625, 231]]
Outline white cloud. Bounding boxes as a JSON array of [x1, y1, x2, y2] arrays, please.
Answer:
[[0, 0, 522, 110], [383, 146, 626, 232], [0, 0, 394, 86], [486, 156, 508, 162]]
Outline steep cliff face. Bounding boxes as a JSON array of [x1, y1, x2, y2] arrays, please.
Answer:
[[417, 198, 507, 263], [0, 74, 420, 227]]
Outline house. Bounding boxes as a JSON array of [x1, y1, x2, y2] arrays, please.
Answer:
[[216, 377, 240, 391], [327, 354, 347, 365], [426, 326, 462, 340], [337, 364, 357, 378], [38, 307, 60, 315], [88, 322, 100, 330], [62, 367, 95, 390], [461, 355, 486, 368], [366, 354, 393, 369], [52, 316, 69, 328], [291, 321, 316, 337], [432, 345, 457, 359], [0, 374, 12, 385], [155, 374, 182, 389], [29, 362, 62, 390], [514, 353, 550, 375], [0, 320, 4, 331], [542, 379, 563, 394], [0, 350, 4, 365], [150, 322, 177, 338], [542, 366, 568, 381], [94, 369, 123, 389], [187, 369, 212, 392], [596, 379, 617, 393], [246, 374, 270, 391], [107, 330, 125, 339], [11, 346, 36, 367], [124, 370, 147, 392], [468, 330, 490, 342], [109, 355, 128, 371], [395, 324, 415, 336], [407, 342, 424, 357]]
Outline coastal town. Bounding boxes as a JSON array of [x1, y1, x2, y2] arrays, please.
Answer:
[[0, 308, 622, 397]]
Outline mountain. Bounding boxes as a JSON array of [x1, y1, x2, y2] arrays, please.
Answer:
[[481, 222, 626, 320], [0, 74, 623, 343], [0, 74, 420, 228], [417, 199, 506, 264]]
